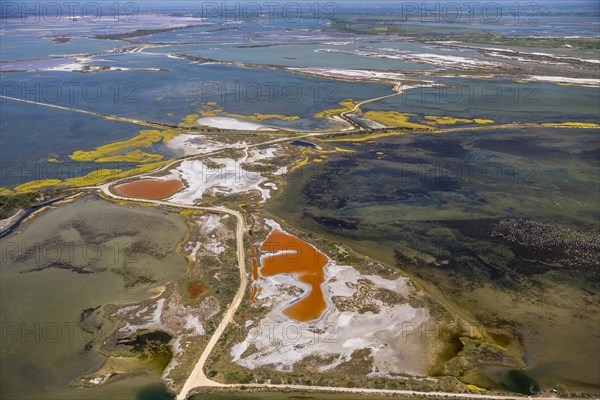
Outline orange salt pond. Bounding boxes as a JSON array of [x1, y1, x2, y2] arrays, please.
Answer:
[[249, 285, 259, 302], [259, 229, 328, 322], [252, 258, 259, 280], [115, 179, 182, 199]]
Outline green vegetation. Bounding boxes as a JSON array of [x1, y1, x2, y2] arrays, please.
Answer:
[[492, 36, 600, 50], [117, 330, 174, 371], [335, 19, 498, 41], [0, 189, 65, 219], [93, 25, 196, 40], [334, 18, 600, 49]]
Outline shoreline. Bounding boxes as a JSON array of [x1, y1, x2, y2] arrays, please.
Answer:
[[0, 195, 74, 239]]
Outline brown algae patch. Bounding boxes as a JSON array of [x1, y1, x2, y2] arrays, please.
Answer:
[[249, 285, 259, 302], [115, 179, 182, 199], [251, 258, 259, 280], [187, 281, 208, 300]]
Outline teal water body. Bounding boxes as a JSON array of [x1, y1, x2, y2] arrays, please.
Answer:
[[146, 41, 437, 70], [1, 54, 393, 188], [0, 35, 125, 61], [3, 54, 392, 129]]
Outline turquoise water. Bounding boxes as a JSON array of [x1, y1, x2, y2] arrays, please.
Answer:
[[145, 41, 436, 70], [0, 34, 126, 61], [133, 18, 326, 44], [1, 47, 395, 188]]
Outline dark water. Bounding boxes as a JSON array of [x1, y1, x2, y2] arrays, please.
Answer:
[[474, 366, 540, 395], [291, 140, 319, 148], [503, 370, 540, 395], [0, 196, 66, 239], [136, 383, 175, 400], [268, 127, 600, 392], [362, 78, 600, 125]]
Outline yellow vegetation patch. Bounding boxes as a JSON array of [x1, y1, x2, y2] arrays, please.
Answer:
[[95, 149, 164, 163], [290, 146, 357, 171], [62, 161, 167, 188], [320, 131, 410, 143], [314, 99, 357, 118], [360, 112, 494, 128], [334, 147, 357, 153], [362, 111, 433, 130], [13, 161, 168, 193], [290, 149, 312, 171], [98, 193, 153, 207], [179, 114, 199, 127], [195, 105, 299, 122], [424, 115, 474, 125], [0, 187, 15, 196], [55, 193, 84, 205], [555, 82, 595, 88], [465, 384, 487, 391], [197, 106, 220, 117], [113, 199, 155, 207], [69, 129, 178, 162], [227, 112, 299, 121], [180, 209, 202, 217], [542, 122, 599, 128], [62, 169, 124, 187], [14, 179, 62, 193], [114, 161, 168, 179]]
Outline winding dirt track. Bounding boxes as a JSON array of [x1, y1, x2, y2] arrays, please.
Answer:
[[97, 184, 248, 399]]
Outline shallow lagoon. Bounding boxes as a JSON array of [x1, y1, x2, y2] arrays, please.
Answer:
[[3, 54, 392, 130], [145, 40, 437, 71], [0, 196, 188, 399], [0, 34, 126, 62], [1, 55, 393, 189]]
